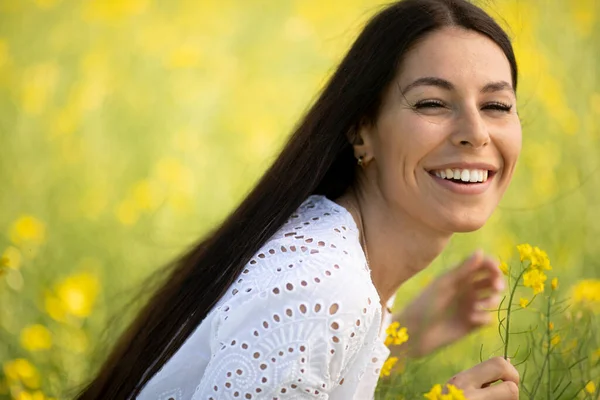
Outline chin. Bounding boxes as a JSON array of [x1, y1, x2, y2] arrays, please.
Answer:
[[450, 220, 487, 233], [434, 211, 491, 233]]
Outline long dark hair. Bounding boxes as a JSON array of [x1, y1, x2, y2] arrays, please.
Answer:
[[77, 0, 518, 398]]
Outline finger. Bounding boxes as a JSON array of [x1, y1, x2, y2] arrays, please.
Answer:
[[472, 256, 502, 280], [470, 381, 519, 400], [475, 294, 502, 310], [470, 258, 505, 293], [471, 277, 504, 294], [468, 310, 493, 326], [455, 357, 519, 388], [454, 250, 484, 281]]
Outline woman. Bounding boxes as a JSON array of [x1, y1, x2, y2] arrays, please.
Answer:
[[77, 0, 521, 398]]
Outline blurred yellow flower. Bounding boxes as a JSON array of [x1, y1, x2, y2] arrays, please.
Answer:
[[380, 356, 398, 377], [523, 269, 547, 295], [551, 277, 558, 290], [384, 321, 409, 347], [83, 0, 148, 22], [20, 324, 52, 351], [446, 384, 466, 400], [572, 280, 600, 302], [15, 390, 47, 400], [548, 322, 554, 331], [499, 261, 509, 276], [2, 359, 39, 389], [585, 381, 596, 394], [2, 246, 22, 269], [46, 272, 100, 320], [519, 298, 529, 308], [551, 334, 561, 346], [424, 384, 443, 399], [115, 198, 140, 226], [44, 294, 66, 323], [166, 43, 203, 69], [424, 383, 466, 400], [9, 215, 46, 246]]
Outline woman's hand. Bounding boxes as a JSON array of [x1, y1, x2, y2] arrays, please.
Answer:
[[447, 357, 520, 399], [393, 250, 504, 357]]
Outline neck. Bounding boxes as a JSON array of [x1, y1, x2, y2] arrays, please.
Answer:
[[334, 184, 452, 308]]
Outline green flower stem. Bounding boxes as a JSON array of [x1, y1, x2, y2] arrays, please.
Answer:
[[504, 268, 527, 360], [530, 297, 552, 400]]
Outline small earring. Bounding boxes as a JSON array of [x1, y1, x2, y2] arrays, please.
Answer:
[[357, 156, 363, 166]]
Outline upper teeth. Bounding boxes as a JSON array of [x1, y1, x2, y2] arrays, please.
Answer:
[[433, 168, 489, 182]]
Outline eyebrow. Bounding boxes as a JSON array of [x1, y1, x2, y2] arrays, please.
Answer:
[[400, 76, 514, 95]]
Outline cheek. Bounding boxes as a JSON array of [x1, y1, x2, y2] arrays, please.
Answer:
[[496, 122, 522, 171], [379, 113, 446, 169]]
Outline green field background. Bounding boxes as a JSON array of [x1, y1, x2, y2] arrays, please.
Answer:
[[0, 0, 599, 399]]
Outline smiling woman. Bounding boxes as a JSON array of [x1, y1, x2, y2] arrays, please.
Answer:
[[76, 0, 521, 399]]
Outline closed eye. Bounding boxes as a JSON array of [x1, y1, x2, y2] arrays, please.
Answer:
[[484, 102, 512, 112], [413, 100, 445, 109]]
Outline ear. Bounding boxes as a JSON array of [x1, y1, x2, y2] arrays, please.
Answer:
[[346, 117, 375, 163]]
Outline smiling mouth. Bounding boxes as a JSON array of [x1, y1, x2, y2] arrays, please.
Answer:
[[427, 168, 497, 184]]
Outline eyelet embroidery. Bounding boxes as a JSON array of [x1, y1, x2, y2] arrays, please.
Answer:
[[139, 195, 388, 400]]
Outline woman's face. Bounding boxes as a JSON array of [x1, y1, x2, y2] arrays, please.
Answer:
[[362, 27, 522, 233]]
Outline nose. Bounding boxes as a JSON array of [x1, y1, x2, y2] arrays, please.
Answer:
[[450, 107, 490, 149]]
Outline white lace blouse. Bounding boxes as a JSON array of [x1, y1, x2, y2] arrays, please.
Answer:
[[137, 194, 395, 400]]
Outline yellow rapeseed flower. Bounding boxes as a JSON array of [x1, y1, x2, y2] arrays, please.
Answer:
[[530, 247, 552, 270], [551, 277, 558, 290], [20, 324, 52, 351], [517, 243, 533, 262], [424, 383, 466, 400], [571, 280, 600, 312], [16, 391, 47, 400], [585, 381, 596, 394], [523, 269, 547, 295], [380, 356, 398, 377], [9, 215, 46, 246], [519, 298, 529, 308], [499, 261, 509, 276], [46, 272, 101, 321], [516, 243, 552, 271], [2, 359, 40, 389], [446, 384, 467, 400], [384, 322, 409, 347], [424, 384, 443, 399], [548, 322, 554, 331], [2, 246, 22, 269], [55, 272, 100, 318], [551, 334, 561, 347]]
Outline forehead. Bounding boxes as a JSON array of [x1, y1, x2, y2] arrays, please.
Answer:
[[398, 27, 513, 88]]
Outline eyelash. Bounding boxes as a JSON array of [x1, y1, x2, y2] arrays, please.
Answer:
[[414, 100, 513, 112]]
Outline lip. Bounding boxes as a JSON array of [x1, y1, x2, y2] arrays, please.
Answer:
[[426, 169, 496, 195]]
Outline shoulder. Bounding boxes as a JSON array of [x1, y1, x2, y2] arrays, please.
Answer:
[[197, 197, 380, 396], [220, 195, 374, 322]]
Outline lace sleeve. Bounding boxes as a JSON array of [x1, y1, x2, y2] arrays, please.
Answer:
[[191, 256, 377, 399]]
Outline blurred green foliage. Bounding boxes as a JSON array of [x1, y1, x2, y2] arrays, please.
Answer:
[[0, 0, 598, 399]]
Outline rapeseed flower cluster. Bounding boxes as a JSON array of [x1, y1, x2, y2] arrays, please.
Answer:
[[571, 279, 600, 313], [518, 243, 552, 295], [2, 358, 56, 399], [380, 356, 398, 377], [383, 322, 409, 347], [424, 383, 467, 400]]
